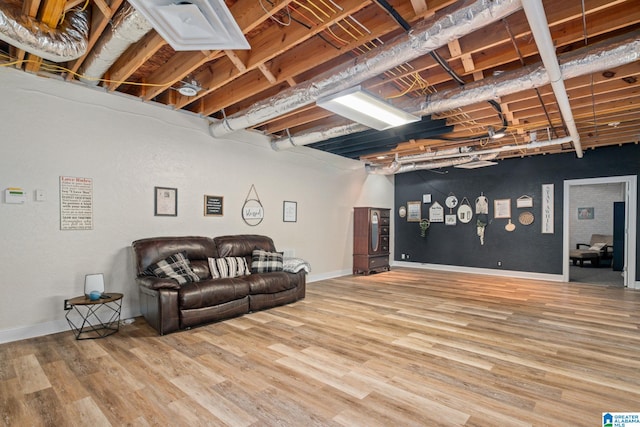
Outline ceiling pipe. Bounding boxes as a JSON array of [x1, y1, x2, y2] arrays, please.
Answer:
[[366, 136, 573, 175], [79, 4, 152, 86], [210, 0, 523, 138], [272, 31, 639, 149], [520, 0, 582, 158], [0, 4, 89, 62]]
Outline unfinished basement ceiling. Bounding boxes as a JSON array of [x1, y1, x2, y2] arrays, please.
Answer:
[[0, 0, 639, 171]]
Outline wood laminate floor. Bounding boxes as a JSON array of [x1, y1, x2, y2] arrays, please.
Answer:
[[1, 268, 639, 426]]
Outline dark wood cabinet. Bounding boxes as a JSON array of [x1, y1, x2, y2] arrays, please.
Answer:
[[353, 207, 390, 275]]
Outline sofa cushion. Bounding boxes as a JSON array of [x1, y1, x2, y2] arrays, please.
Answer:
[[251, 249, 284, 273], [144, 251, 200, 285], [208, 257, 251, 279], [243, 271, 297, 294], [179, 278, 251, 309]]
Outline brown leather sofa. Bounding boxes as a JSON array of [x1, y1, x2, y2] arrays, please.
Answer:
[[132, 234, 306, 335]]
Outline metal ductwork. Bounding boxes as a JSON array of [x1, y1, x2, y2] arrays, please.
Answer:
[[273, 31, 639, 151], [366, 137, 574, 175], [209, 0, 522, 138], [367, 153, 500, 175], [79, 4, 152, 85], [0, 4, 89, 62]]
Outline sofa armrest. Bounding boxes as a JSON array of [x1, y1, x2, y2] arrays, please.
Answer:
[[576, 243, 590, 249], [136, 276, 180, 290]]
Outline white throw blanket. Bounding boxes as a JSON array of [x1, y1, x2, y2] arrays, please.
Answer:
[[283, 257, 311, 273]]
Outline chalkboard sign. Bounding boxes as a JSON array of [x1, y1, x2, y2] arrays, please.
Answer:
[[204, 195, 223, 216]]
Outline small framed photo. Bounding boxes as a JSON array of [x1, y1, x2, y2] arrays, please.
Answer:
[[283, 201, 297, 222], [407, 201, 421, 222], [578, 207, 594, 220], [204, 195, 223, 216], [154, 187, 177, 216], [494, 199, 511, 219]]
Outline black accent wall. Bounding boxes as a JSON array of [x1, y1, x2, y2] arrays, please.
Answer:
[[394, 144, 640, 277]]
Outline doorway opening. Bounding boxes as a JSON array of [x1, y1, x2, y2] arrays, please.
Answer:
[[563, 175, 637, 288]]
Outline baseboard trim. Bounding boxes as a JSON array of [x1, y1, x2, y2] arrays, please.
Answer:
[[0, 307, 140, 344], [308, 269, 352, 283], [391, 261, 564, 282]]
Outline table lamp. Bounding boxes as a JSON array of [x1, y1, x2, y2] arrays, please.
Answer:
[[84, 273, 105, 298]]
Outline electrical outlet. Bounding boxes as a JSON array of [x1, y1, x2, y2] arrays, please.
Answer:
[[401, 254, 406, 260], [497, 261, 502, 267], [406, 254, 410, 259], [64, 299, 72, 310]]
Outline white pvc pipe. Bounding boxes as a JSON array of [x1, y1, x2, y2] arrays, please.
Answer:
[[521, 0, 583, 158]]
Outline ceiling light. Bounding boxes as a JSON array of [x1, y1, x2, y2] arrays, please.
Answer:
[[608, 121, 620, 128], [177, 80, 201, 96], [488, 126, 506, 139], [317, 86, 420, 131], [127, 0, 250, 51]]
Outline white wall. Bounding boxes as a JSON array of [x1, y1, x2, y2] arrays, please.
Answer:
[[569, 183, 624, 248], [0, 68, 394, 342]]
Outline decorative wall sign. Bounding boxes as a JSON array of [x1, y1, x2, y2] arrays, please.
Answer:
[[445, 214, 457, 225], [283, 201, 297, 222], [445, 193, 458, 210], [204, 195, 223, 216], [60, 176, 93, 230], [398, 205, 407, 218], [541, 184, 554, 234], [516, 195, 533, 208], [429, 201, 444, 222], [242, 184, 264, 226], [407, 201, 421, 222], [457, 198, 473, 223], [155, 186, 177, 216], [519, 211, 534, 225], [494, 199, 511, 219]]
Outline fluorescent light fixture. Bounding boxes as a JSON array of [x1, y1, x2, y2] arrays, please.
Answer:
[[317, 86, 420, 130], [127, 0, 250, 51]]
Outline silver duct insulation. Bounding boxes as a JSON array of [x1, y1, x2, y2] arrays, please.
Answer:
[[271, 122, 369, 150], [273, 31, 639, 150], [0, 4, 89, 62], [367, 153, 500, 175], [411, 32, 640, 116], [366, 137, 573, 175], [209, 0, 522, 138], [79, 4, 152, 85]]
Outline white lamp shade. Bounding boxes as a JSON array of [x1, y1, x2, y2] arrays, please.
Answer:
[[84, 274, 105, 297]]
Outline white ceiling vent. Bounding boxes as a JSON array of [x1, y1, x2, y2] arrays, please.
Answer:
[[126, 0, 249, 51]]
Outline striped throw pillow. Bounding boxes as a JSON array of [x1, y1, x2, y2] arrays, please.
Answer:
[[208, 257, 251, 279]]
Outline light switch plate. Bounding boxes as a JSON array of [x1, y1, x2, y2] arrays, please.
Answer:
[[423, 194, 432, 203]]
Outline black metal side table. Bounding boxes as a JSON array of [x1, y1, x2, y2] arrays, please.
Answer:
[[64, 293, 123, 340]]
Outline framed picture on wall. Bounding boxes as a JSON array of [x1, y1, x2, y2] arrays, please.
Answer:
[[154, 187, 177, 216], [407, 201, 421, 222], [204, 195, 223, 216], [493, 199, 511, 219], [283, 201, 297, 222]]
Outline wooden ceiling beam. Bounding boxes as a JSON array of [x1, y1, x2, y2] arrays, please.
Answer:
[[106, 31, 166, 92], [24, 0, 65, 73]]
